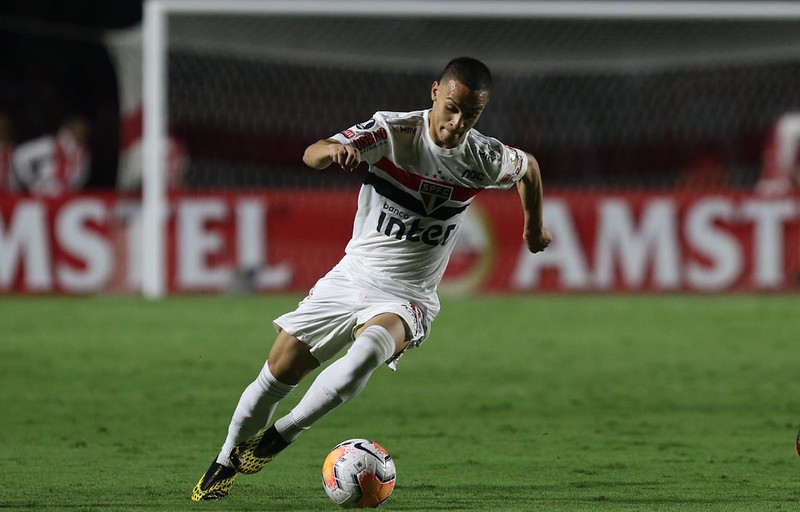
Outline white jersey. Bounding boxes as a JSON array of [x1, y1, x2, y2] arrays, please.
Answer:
[[329, 109, 527, 314]]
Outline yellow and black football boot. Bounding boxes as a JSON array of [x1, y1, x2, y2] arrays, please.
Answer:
[[229, 425, 290, 475], [191, 460, 237, 501]]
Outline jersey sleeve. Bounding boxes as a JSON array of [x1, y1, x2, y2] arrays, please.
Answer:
[[328, 112, 390, 165], [487, 143, 528, 190]]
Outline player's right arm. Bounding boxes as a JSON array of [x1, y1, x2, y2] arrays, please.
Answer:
[[303, 139, 362, 172]]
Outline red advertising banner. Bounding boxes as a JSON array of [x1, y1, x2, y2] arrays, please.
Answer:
[[1, 190, 798, 294], [475, 191, 800, 293]]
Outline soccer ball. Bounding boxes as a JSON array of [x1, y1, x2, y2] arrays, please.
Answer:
[[321, 438, 396, 508]]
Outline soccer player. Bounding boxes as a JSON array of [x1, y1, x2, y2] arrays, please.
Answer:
[[191, 56, 552, 501], [12, 115, 91, 197], [756, 111, 800, 195]]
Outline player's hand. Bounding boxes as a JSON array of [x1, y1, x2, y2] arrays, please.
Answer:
[[524, 227, 552, 253], [330, 144, 362, 173]]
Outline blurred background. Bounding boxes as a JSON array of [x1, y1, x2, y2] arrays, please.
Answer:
[[1, 0, 799, 294], [0, 1, 140, 189]]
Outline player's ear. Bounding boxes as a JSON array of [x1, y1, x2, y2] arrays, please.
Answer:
[[430, 81, 439, 102]]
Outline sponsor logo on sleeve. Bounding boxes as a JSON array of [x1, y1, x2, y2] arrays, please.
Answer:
[[341, 129, 356, 139], [500, 146, 524, 183], [351, 127, 388, 151], [355, 119, 377, 130]]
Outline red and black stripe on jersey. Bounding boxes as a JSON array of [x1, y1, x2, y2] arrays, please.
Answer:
[[364, 158, 481, 221]]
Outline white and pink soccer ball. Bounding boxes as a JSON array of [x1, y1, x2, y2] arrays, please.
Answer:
[[321, 439, 396, 508]]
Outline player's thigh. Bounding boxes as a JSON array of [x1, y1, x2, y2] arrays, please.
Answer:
[[273, 268, 362, 364]]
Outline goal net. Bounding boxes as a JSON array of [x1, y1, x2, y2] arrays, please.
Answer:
[[131, 1, 800, 296], [141, 2, 800, 189]]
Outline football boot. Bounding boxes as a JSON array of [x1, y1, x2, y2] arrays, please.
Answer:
[[230, 425, 290, 475], [191, 460, 237, 501]]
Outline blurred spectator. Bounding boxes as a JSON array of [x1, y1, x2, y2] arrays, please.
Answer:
[[0, 112, 14, 194], [116, 128, 187, 192], [757, 111, 800, 195], [12, 114, 91, 196]]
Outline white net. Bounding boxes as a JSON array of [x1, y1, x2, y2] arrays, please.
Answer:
[[155, 10, 800, 190]]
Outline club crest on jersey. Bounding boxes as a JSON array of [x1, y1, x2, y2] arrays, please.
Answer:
[[419, 179, 453, 214]]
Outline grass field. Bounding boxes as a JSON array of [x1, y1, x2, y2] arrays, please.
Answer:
[[1, 294, 799, 511]]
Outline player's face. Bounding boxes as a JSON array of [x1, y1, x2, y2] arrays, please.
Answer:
[[429, 78, 489, 149]]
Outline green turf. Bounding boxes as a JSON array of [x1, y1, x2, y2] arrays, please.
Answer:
[[1, 294, 799, 511]]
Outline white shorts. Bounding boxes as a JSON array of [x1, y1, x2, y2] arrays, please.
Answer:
[[273, 266, 433, 366]]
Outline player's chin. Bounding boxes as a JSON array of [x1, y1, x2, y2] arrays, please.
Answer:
[[439, 130, 463, 146]]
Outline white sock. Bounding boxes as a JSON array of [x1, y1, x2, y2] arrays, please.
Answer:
[[216, 362, 295, 466], [274, 325, 395, 442]]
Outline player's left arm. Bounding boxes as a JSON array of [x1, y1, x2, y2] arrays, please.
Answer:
[[516, 152, 551, 253]]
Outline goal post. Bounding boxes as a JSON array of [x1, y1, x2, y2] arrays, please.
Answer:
[[142, 0, 168, 299], [141, 0, 800, 298]]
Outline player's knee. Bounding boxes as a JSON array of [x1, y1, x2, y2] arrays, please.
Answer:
[[357, 315, 409, 355], [348, 326, 396, 369], [267, 332, 320, 385]]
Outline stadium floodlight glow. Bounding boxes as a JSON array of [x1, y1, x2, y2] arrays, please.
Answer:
[[141, 0, 800, 298]]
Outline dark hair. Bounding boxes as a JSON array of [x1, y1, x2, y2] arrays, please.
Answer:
[[440, 57, 492, 92]]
